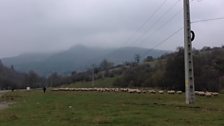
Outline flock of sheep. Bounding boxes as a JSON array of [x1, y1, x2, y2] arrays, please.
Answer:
[[51, 88, 219, 97], [195, 91, 219, 97]]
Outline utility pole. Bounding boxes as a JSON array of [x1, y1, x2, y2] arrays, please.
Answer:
[[183, 0, 195, 104]]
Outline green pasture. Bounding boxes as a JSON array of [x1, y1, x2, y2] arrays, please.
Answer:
[[0, 90, 224, 126]]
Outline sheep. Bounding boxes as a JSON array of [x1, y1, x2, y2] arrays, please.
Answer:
[[68, 88, 74, 91], [128, 89, 141, 94], [26, 87, 31, 91], [148, 90, 156, 94], [158, 90, 164, 94], [128, 89, 136, 93], [212, 92, 219, 96], [176, 91, 183, 94], [205, 92, 212, 97], [195, 91, 205, 96], [136, 89, 141, 94], [167, 90, 175, 94], [114, 88, 120, 92], [97, 88, 105, 92], [120, 88, 128, 92]]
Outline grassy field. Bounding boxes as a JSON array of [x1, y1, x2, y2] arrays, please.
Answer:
[[0, 90, 224, 126]]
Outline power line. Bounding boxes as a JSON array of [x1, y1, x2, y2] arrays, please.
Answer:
[[141, 4, 224, 59], [155, 9, 182, 31], [130, 0, 180, 46], [191, 0, 204, 2], [138, 8, 182, 46], [123, 0, 168, 45], [142, 27, 183, 58], [133, 0, 168, 32], [191, 17, 224, 24]]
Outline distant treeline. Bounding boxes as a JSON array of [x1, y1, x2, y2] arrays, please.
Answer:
[[114, 46, 224, 92], [0, 58, 118, 89], [0, 46, 224, 92], [0, 61, 45, 90]]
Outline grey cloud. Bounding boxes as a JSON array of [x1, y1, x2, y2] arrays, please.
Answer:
[[0, 0, 223, 58]]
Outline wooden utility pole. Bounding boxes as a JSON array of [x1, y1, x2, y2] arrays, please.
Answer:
[[183, 0, 195, 104]]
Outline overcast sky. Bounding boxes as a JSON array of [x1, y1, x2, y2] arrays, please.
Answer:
[[0, 0, 224, 58]]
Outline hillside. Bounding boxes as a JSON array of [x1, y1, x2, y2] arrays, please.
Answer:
[[2, 45, 168, 76], [113, 46, 224, 91]]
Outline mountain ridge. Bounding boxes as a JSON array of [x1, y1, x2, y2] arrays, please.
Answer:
[[2, 45, 169, 76]]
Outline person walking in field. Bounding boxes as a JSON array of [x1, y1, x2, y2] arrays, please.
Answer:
[[43, 86, 46, 93]]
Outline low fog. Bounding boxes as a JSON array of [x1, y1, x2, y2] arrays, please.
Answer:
[[0, 0, 224, 58]]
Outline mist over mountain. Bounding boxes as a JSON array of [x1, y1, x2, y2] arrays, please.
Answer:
[[2, 45, 168, 76]]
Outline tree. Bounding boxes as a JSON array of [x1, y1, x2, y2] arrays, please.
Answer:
[[25, 70, 42, 88], [163, 47, 185, 91], [47, 72, 64, 87], [100, 59, 114, 78], [10, 65, 15, 71], [0, 60, 2, 64], [100, 59, 113, 70], [144, 56, 154, 62], [113, 64, 153, 87], [134, 54, 141, 64], [113, 46, 224, 91]]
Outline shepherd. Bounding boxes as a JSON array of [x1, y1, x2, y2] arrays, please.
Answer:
[[43, 86, 46, 93]]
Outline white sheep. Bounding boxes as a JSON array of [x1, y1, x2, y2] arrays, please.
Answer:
[[148, 90, 156, 94], [167, 90, 175, 94], [195, 91, 205, 96], [158, 90, 164, 94], [205, 92, 212, 97], [26, 87, 31, 91], [128, 89, 135, 93], [212, 92, 219, 96], [176, 91, 183, 94]]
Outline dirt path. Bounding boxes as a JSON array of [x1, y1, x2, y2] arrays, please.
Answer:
[[0, 90, 11, 110], [0, 102, 10, 110]]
